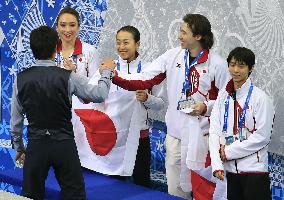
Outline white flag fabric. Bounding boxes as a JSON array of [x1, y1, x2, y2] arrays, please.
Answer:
[[72, 71, 145, 176], [180, 115, 209, 192]]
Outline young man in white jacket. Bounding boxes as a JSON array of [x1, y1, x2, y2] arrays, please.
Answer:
[[110, 14, 230, 199], [209, 47, 274, 200]]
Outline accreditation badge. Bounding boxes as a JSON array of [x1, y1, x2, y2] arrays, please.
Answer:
[[225, 135, 234, 146], [239, 128, 248, 142]]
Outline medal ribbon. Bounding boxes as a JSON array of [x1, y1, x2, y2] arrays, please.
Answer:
[[182, 49, 204, 95], [222, 84, 254, 140]]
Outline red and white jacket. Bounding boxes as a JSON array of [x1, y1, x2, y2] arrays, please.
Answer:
[[112, 47, 229, 191], [209, 78, 274, 174], [114, 56, 167, 135], [56, 38, 99, 77]]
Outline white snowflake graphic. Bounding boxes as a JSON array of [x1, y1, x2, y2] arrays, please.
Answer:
[[46, 0, 55, 8], [156, 140, 164, 152], [8, 65, 17, 77]]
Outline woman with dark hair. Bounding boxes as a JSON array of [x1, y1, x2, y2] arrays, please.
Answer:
[[55, 7, 101, 165], [55, 7, 99, 77], [87, 25, 166, 188]]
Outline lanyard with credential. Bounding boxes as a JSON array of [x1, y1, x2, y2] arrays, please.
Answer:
[[222, 84, 254, 141], [182, 49, 204, 97]]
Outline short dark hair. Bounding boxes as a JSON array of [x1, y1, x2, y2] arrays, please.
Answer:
[[56, 7, 80, 26], [30, 26, 59, 59], [116, 25, 140, 43], [183, 14, 214, 49], [227, 47, 255, 75]]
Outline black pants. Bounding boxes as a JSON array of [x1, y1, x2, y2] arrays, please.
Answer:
[[22, 138, 86, 200], [227, 172, 271, 200], [111, 136, 151, 188], [132, 136, 151, 188]]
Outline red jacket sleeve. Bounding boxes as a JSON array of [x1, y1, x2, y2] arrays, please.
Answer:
[[112, 72, 166, 91]]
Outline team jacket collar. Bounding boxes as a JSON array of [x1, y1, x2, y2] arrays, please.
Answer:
[[56, 38, 83, 55], [197, 49, 209, 64], [117, 55, 142, 71], [34, 60, 56, 67], [226, 78, 252, 99]]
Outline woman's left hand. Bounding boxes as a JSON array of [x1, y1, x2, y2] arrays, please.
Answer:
[[63, 58, 76, 71], [136, 90, 148, 102]]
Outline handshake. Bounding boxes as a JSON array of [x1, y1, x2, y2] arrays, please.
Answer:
[[99, 58, 116, 74]]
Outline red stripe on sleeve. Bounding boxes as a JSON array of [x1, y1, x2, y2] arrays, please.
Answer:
[[112, 72, 166, 91]]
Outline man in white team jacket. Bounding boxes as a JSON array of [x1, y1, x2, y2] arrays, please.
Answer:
[[209, 47, 274, 200]]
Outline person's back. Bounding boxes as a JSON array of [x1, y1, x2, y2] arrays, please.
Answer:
[[17, 66, 73, 134]]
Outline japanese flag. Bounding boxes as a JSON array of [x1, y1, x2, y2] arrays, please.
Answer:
[[72, 73, 145, 176], [191, 167, 227, 200]]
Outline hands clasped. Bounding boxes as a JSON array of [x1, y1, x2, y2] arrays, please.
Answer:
[[99, 58, 116, 74]]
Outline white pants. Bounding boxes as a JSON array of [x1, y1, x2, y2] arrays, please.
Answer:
[[165, 134, 192, 199]]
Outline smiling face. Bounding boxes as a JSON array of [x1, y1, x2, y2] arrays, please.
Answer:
[[178, 22, 201, 50], [56, 13, 79, 43], [228, 57, 251, 89], [116, 31, 140, 62]]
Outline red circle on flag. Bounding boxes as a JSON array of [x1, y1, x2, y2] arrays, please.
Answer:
[[75, 109, 117, 156]]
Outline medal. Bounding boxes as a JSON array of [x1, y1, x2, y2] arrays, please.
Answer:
[[177, 95, 195, 113], [177, 49, 204, 113]]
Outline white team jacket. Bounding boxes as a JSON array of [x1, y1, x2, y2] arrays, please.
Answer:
[[56, 38, 99, 77], [113, 47, 229, 191], [209, 78, 274, 174], [115, 56, 167, 131]]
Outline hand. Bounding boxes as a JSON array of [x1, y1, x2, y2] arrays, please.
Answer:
[[16, 151, 24, 161], [213, 170, 224, 180], [220, 145, 226, 161], [99, 58, 116, 74], [63, 58, 76, 71], [15, 151, 25, 168], [136, 90, 148, 102], [188, 102, 206, 116]]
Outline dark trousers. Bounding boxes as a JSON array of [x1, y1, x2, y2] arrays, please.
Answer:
[[227, 172, 271, 200], [111, 136, 151, 188], [22, 138, 86, 200], [132, 136, 151, 188]]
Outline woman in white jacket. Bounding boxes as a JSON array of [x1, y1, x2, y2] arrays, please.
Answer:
[[112, 25, 166, 187], [87, 26, 166, 187], [55, 7, 99, 77], [209, 47, 274, 200]]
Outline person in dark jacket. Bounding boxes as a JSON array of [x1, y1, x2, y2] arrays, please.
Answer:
[[10, 25, 114, 200]]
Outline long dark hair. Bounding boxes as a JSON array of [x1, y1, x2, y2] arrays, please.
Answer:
[[183, 14, 214, 49]]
